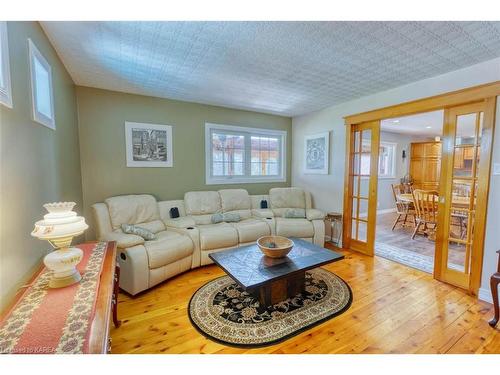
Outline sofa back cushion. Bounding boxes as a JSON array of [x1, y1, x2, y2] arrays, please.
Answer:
[[219, 189, 251, 220], [269, 188, 306, 217], [184, 191, 221, 216], [105, 194, 161, 230]]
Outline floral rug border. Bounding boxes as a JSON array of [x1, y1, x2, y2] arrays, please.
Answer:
[[188, 268, 353, 348]]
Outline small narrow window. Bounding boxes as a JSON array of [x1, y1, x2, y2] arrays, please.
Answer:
[[361, 140, 396, 178], [28, 39, 55, 129], [0, 21, 13, 108], [378, 142, 396, 178]]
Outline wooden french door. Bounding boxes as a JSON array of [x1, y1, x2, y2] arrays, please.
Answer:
[[343, 120, 380, 256], [435, 98, 496, 293]]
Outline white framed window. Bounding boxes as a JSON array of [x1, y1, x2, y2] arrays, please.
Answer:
[[205, 123, 287, 184], [0, 21, 13, 108], [361, 140, 396, 178], [28, 39, 55, 129]]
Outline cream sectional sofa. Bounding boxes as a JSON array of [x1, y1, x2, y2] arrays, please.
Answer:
[[92, 187, 325, 295]]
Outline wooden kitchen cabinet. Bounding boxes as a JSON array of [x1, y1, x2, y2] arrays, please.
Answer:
[[410, 141, 441, 191]]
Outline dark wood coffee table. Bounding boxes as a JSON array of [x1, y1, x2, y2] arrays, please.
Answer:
[[209, 238, 344, 307]]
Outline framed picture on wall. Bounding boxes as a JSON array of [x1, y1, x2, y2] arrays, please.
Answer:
[[125, 122, 173, 167], [304, 131, 329, 174]]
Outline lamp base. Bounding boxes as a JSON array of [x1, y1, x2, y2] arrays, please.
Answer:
[[44, 246, 84, 288], [49, 269, 82, 288]]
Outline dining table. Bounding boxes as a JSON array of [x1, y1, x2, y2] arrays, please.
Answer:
[[397, 193, 471, 209], [396, 193, 472, 241]]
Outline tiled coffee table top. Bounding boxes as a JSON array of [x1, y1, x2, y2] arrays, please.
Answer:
[[209, 238, 344, 289]]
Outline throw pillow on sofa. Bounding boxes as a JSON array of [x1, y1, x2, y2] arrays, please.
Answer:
[[121, 224, 157, 240], [211, 213, 224, 224], [283, 208, 306, 218], [223, 213, 241, 222], [211, 212, 241, 223]]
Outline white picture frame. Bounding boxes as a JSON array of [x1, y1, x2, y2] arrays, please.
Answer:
[[28, 38, 55, 130], [304, 131, 329, 174], [125, 121, 173, 168]]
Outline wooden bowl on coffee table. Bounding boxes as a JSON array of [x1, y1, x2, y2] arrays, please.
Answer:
[[257, 236, 294, 258]]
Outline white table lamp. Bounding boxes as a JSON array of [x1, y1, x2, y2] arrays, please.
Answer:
[[31, 202, 89, 288]]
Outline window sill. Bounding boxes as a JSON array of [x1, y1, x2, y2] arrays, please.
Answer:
[[206, 176, 286, 185]]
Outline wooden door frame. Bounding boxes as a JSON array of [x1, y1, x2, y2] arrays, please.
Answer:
[[342, 81, 500, 294]]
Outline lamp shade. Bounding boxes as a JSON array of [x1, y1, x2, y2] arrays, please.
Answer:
[[31, 202, 88, 243]]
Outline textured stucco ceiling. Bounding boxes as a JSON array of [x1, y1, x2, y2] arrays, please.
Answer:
[[40, 21, 500, 117]]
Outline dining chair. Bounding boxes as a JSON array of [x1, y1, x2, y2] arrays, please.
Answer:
[[391, 184, 416, 230], [411, 189, 439, 240], [451, 190, 469, 241]]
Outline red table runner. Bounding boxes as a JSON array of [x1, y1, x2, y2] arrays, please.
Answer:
[[0, 242, 107, 354]]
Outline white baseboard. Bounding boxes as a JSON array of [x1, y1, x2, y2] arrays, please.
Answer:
[[376, 208, 397, 215], [359, 208, 396, 218], [478, 287, 493, 304]]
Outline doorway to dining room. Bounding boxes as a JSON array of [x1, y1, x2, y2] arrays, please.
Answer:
[[343, 85, 497, 294], [371, 110, 446, 273]]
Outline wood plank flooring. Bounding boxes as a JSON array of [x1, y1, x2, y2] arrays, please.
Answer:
[[110, 245, 499, 354], [376, 212, 465, 268]]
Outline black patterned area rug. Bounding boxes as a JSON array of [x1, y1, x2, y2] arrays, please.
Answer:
[[188, 268, 352, 347]]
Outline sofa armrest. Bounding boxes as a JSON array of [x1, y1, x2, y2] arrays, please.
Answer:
[[102, 232, 145, 248], [306, 208, 325, 221], [252, 209, 274, 219], [164, 216, 196, 229], [91, 202, 113, 239]]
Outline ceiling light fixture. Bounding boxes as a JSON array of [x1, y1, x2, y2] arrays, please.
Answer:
[[393, 120, 400, 123], [426, 126, 432, 129]]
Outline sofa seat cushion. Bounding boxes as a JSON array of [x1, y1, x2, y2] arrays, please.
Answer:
[[275, 217, 314, 238], [144, 230, 194, 269], [198, 223, 238, 251], [230, 219, 271, 243]]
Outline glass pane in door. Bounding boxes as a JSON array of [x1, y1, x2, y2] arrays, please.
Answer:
[[361, 130, 371, 151], [352, 198, 359, 218], [443, 109, 483, 284], [351, 219, 358, 239], [359, 198, 368, 219], [353, 176, 360, 196], [453, 146, 475, 178], [358, 221, 367, 242], [455, 113, 476, 146]]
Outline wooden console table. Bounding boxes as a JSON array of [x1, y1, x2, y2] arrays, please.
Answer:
[[0, 241, 120, 353], [489, 249, 500, 328], [88, 241, 121, 352]]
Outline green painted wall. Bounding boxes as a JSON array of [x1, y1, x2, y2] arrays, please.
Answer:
[[0, 22, 83, 311], [76, 86, 292, 239]]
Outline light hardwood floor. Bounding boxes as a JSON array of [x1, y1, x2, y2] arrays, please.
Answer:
[[375, 212, 466, 267], [110, 245, 499, 354]]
